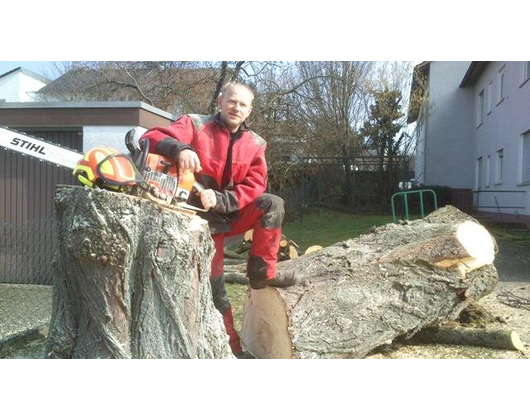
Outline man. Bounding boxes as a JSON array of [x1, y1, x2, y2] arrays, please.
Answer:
[[140, 82, 297, 357]]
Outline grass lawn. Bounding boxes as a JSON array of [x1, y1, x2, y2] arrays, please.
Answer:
[[282, 209, 393, 253], [226, 283, 247, 332], [486, 224, 530, 245], [226, 209, 394, 332]]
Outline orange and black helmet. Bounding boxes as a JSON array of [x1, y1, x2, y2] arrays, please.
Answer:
[[73, 146, 145, 191]]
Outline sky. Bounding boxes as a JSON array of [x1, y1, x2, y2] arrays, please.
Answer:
[[0, 61, 63, 79], [0, 61, 422, 84]]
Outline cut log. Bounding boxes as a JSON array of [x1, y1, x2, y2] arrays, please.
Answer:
[[410, 326, 525, 352], [288, 245, 299, 260], [224, 263, 246, 273], [244, 229, 254, 242], [224, 258, 246, 266], [224, 272, 249, 285], [305, 245, 323, 255], [224, 261, 248, 285], [224, 248, 247, 260], [241, 206, 499, 359], [45, 185, 234, 359]]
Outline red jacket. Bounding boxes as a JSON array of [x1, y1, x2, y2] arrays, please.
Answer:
[[140, 113, 268, 216]]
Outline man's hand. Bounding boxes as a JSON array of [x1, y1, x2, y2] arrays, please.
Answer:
[[199, 189, 217, 211], [179, 149, 202, 173]]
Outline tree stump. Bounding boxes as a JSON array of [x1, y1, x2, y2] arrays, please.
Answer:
[[241, 206, 499, 359], [45, 186, 233, 359]]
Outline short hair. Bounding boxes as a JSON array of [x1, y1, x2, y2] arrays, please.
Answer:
[[219, 82, 255, 103]]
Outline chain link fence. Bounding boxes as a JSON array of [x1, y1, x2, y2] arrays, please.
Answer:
[[0, 219, 57, 285]]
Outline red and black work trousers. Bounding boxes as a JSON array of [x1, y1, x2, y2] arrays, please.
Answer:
[[209, 193, 284, 354]]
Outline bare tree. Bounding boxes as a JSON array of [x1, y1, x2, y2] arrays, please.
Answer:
[[42, 61, 290, 118], [262, 62, 373, 208], [39, 61, 217, 115], [283, 61, 374, 157]]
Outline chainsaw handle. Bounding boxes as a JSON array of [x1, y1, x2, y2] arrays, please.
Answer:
[[125, 129, 140, 154], [135, 138, 150, 174], [193, 181, 205, 193]]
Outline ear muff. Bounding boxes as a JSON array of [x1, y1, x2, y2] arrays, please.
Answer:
[[76, 171, 94, 188]]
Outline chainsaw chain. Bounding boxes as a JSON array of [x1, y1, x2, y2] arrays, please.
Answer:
[[497, 286, 530, 311]]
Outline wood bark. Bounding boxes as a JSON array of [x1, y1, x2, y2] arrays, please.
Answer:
[[409, 326, 524, 352], [241, 206, 499, 359], [45, 185, 233, 359]]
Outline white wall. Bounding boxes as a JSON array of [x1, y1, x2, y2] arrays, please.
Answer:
[[471, 61, 530, 215], [0, 71, 47, 102], [423, 61, 475, 188], [0, 71, 21, 102], [414, 105, 427, 184], [83, 126, 148, 153], [19, 73, 47, 101]]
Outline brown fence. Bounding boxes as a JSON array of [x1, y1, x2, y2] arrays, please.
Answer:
[[0, 219, 57, 285], [0, 128, 81, 284]]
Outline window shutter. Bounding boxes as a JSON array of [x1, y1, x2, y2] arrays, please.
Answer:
[[523, 133, 530, 183]]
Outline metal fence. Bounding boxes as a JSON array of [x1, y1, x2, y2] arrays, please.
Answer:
[[0, 219, 57, 285], [296, 156, 414, 222]]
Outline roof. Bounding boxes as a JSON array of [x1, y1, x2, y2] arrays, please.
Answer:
[[459, 61, 489, 87], [36, 66, 217, 114], [38, 66, 216, 98], [407, 61, 430, 124], [0, 101, 176, 128], [37, 68, 102, 96], [0, 101, 175, 120], [0, 67, 51, 84]]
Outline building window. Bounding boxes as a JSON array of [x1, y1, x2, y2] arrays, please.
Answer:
[[476, 89, 484, 127], [496, 149, 504, 184], [497, 65, 506, 104], [485, 155, 490, 188], [523, 133, 530, 184], [487, 82, 493, 114], [477, 157, 483, 189]]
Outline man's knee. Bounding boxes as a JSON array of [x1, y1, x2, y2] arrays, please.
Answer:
[[255, 194, 284, 228]]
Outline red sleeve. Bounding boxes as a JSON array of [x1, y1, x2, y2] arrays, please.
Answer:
[[140, 115, 195, 159], [213, 144, 268, 214]]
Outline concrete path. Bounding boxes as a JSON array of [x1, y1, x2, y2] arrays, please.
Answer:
[[494, 239, 530, 283], [0, 284, 52, 357]]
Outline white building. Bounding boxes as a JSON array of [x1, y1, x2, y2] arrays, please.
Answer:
[[0, 101, 173, 153], [408, 61, 530, 227], [0, 67, 50, 102]]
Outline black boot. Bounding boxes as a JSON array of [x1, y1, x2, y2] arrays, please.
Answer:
[[268, 269, 299, 288], [235, 350, 256, 359]]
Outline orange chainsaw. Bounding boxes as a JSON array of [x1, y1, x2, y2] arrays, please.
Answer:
[[73, 129, 206, 212]]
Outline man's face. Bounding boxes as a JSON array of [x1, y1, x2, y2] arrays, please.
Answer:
[[218, 86, 253, 132]]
